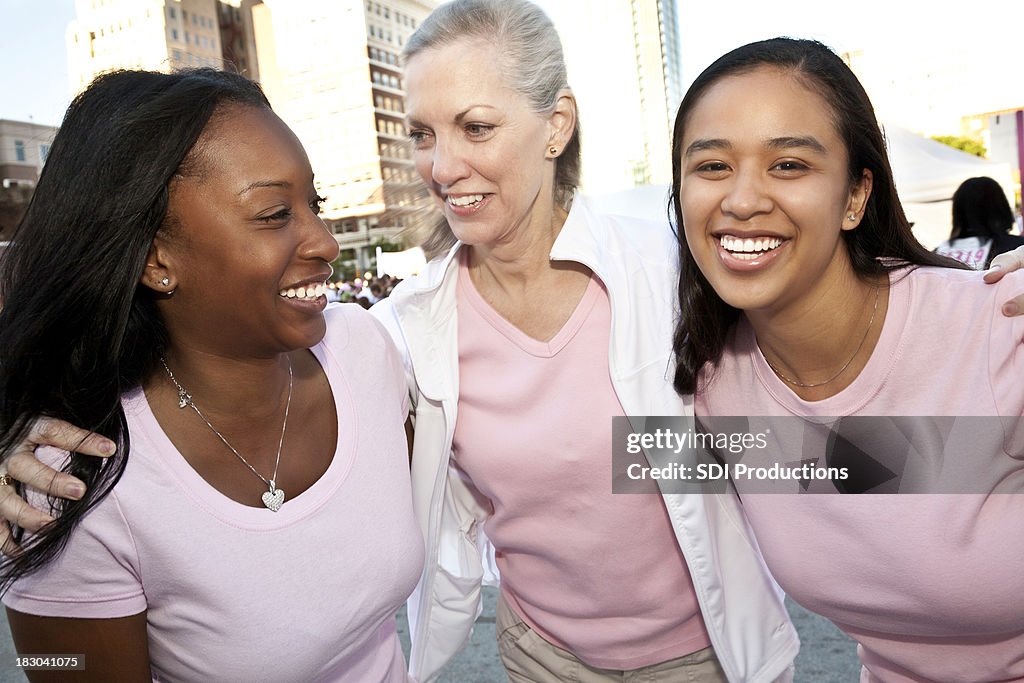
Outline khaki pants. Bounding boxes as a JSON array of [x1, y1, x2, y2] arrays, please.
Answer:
[[495, 594, 729, 683]]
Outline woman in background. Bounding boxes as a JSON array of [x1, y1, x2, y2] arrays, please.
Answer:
[[935, 175, 1024, 269]]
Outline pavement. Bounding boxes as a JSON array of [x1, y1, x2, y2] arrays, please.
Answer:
[[0, 587, 860, 681], [398, 587, 861, 682]]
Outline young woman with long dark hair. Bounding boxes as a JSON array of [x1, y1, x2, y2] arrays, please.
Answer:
[[672, 38, 1024, 681], [0, 68, 421, 681]]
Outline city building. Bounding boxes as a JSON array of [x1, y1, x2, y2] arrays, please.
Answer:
[[0, 119, 57, 239], [252, 0, 435, 273], [0, 119, 58, 188], [961, 107, 1024, 208], [67, 0, 227, 92], [535, 0, 683, 193], [217, 0, 261, 80]]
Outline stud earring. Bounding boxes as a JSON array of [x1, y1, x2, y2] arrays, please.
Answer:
[[548, 146, 559, 156], [847, 212, 857, 222], [160, 277, 171, 287]]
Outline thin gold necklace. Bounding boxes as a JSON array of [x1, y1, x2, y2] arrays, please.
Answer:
[[762, 286, 880, 389], [160, 357, 293, 511]]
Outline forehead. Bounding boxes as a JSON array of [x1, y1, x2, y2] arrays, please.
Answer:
[[187, 104, 310, 185], [404, 39, 523, 117], [683, 66, 841, 147]]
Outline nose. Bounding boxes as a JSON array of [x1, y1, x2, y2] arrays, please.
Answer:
[[720, 168, 773, 220], [300, 212, 341, 264], [430, 135, 471, 188]]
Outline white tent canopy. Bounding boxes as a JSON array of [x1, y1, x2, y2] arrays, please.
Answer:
[[885, 124, 1015, 248], [587, 126, 1017, 250]]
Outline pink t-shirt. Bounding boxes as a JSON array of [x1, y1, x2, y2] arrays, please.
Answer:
[[696, 267, 1024, 683], [453, 255, 710, 670], [4, 304, 423, 683]]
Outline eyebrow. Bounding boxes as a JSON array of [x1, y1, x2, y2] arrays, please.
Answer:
[[685, 138, 731, 157], [765, 136, 827, 154], [406, 104, 499, 128], [238, 180, 292, 196], [685, 135, 828, 157]]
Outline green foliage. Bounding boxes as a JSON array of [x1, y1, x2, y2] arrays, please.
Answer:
[[931, 135, 986, 158]]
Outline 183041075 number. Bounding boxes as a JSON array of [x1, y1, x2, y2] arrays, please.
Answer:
[[15, 654, 86, 670]]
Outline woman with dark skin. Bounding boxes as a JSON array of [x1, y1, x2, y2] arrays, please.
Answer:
[[0, 69, 420, 681]]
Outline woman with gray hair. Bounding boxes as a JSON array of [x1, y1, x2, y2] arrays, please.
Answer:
[[371, 1, 796, 681]]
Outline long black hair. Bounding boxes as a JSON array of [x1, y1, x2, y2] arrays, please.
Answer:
[[0, 68, 269, 591], [669, 38, 963, 395]]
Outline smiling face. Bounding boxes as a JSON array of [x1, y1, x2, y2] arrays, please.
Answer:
[[678, 66, 871, 317], [150, 104, 340, 358], [404, 39, 566, 249]]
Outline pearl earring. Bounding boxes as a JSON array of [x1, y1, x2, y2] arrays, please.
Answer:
[[548, 146, 559, 156]]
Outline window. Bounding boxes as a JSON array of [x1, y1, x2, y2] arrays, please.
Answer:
[[14, 140, 25, 162], [172, 28, 179, 40], [39, 144, 50, 163], [185, 31, 190, 43], [169, 6, 176, 19]]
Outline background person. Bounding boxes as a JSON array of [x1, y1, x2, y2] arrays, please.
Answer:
[[0, 68, 421, 681], [934, 176, 1024, 270], [671, 38, 1024, 682]]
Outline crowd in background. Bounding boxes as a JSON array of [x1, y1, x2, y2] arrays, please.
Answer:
[[326, 273, 403, 309]]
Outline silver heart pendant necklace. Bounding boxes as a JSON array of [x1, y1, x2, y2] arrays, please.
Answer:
[[160, 356, 293, 512]]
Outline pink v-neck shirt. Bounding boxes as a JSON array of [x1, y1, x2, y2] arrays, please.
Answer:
[[4, 305, 423, 682], [696, 267, 1024, 683], [452, 255, 710, 670]]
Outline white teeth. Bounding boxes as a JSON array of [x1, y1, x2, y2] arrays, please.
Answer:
[[279, 284, 327, 300], [720, 235, 783, 254], [447, 193, 485, 207]]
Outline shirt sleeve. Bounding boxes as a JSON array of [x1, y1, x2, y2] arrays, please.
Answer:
[[3, 476, 146, 619], [987, 269, 1024, 417]]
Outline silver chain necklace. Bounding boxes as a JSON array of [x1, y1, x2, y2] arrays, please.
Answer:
[[160, 356, 293, 512], [763, 286, 880, 389]]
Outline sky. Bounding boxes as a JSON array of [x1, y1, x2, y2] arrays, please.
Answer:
[[0, 0, 77, 125], [2, 0, 1023, 130]]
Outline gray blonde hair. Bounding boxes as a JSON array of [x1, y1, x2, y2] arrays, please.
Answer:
[[403, 0, 581, 254]]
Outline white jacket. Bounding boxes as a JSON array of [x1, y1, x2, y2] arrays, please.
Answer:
[[372, 196, 799, 683]]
